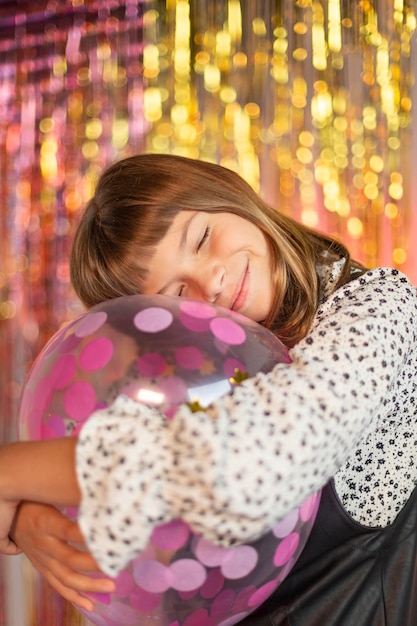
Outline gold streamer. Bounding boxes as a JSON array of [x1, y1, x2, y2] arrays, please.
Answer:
[[143, 0, 416, 276]]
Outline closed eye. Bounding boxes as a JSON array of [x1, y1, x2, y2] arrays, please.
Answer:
[[197, 226, 210, 251]]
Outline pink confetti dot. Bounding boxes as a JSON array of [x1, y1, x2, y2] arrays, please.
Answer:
[[41, 414, 66, 439], [57, 332, 82, 355], [178, 588, 199, 600], [180, 313, 211, 332], [223, 358, 246, 379], [163, 405, 177, 419], [211, 588, 235, 618], [151, 519, 190, 551], [169, 559, 207, 592], [129, 587, 162, 612], [134, 307, 173, 332], [114, 570, 134, 598], [63, 506, 78, 520], [233, 585, 257, 613], [179, 301, 216, 332], [50, 354, 77, 389], [75, 311, 108, 337], [183, 608, 215, 626], [159, 376, 188, 404], [79, 337, 114, 371], [273, 532, 300, 567], [136, 352, 167, 377], [209, 318, 246, 345], [221, 546, 258, 579], [272, 508, 299, 538], [133, 560, 171, 593], [179, 301, 217, 319], [299, 491, 321, 521], [194, 537, 230, 567], [200, 568, 225, 599], [63, 381, 97, 421], [175, 345, 204, 369], [248, 580, 279, 607], [85, 591, 111, 605]]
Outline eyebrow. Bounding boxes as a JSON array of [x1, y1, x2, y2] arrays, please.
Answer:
[[157, 212, 199, 294]]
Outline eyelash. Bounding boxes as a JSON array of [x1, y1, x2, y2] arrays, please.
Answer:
[[197, 226, 210, 251], [177, 227, 210, 296]]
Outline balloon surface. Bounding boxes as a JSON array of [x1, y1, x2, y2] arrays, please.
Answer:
[[19, 294, 321, 626]]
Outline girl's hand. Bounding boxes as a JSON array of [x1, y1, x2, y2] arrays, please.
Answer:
[[0, 497, 22, 555], [10, 501, 115, 612]]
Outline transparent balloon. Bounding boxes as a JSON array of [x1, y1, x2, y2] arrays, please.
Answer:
[[19, 294, 321, 626]]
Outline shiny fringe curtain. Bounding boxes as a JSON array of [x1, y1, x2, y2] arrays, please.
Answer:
[[0, 1, 416, 625]]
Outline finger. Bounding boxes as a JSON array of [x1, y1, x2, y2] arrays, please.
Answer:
[[36, 509, 84, 543], [27, 557, 115, 612], [27, 546, 111, 589], [45, 562, 115, 596], [40, 570, 96, 612], [30, 549, 115, 593], [44, 531, 102, 572], [0, 501, 20, 554], [49, 517, 100, 565], [15, 513, 101, 572], [19, 529, 103, 578], [0, 536, 23, 555]]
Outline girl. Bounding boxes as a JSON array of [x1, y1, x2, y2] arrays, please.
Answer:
[[1, 154, 416, 624]]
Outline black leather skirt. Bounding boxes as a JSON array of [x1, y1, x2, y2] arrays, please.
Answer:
[[238, 480, 417, 626]]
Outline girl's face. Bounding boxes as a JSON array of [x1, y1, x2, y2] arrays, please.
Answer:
[[141, 210, 275, 322]]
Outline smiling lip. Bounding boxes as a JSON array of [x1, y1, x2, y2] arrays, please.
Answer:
[[231, 265, 249, 311]]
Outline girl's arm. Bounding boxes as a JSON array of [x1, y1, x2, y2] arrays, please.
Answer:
[[0, 440, 116, 609], [0, 438, 80, 553]]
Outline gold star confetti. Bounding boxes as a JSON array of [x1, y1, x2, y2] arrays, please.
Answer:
[[186, 398, 206, 413], [229, 368, 249, 385]]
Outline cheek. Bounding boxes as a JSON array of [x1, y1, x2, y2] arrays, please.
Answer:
[[262, 236, 275, 271]]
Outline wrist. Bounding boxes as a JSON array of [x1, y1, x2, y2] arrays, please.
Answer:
[[0, 439, 80, 506], [0, 443, 22, 503]]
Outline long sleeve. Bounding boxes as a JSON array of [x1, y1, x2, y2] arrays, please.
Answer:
[[76, 268, 417, 576]]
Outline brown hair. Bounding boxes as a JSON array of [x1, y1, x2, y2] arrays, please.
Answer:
[[70, 153, 365, 347]]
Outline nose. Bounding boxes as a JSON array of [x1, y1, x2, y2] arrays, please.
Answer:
[[189, 261, 225, 303]]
